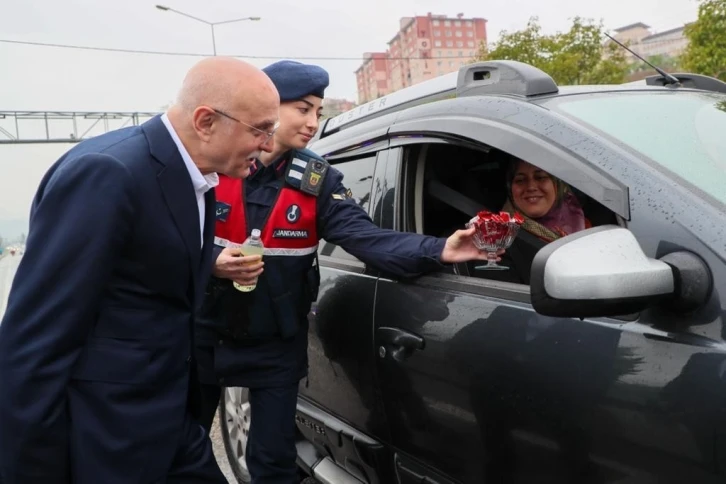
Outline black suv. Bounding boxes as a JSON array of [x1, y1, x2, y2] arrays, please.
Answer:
[[220, 61, 726, 484]]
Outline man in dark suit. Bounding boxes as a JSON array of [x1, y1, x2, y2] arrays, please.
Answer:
[[0, 56, 279, 483]]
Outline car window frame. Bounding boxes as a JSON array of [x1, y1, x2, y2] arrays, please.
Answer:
[[317, 149, 388, 274], [388, 103, 631, 220], [388, 134, 632, 314]]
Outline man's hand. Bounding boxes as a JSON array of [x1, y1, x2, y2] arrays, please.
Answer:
[[440, 226, 504, 263], [212, 247, 264, 286]]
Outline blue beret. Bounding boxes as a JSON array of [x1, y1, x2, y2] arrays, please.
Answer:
[[263, 60, 329, 102]]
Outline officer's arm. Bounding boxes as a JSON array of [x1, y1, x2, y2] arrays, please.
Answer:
[[318, 168, 446, 278], [0, 154, 135, 482]]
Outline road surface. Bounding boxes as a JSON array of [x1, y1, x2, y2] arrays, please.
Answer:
[[211, 413, 237, 482], [0, 254, 237, 481]]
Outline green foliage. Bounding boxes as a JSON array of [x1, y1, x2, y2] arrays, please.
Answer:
[[475, 17, 629, 85], [681, 0, 726, 80], [628, 54, 682, 74]]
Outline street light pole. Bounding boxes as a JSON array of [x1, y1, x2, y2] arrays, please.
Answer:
[[210, 24, 217, 56], [155, 5, 261, 56]]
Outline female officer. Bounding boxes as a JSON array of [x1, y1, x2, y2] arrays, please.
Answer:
[[196, 60, 331, 484], [198, 60, 494, 484]]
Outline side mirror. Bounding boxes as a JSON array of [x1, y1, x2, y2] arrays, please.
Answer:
[[530, 226, 675, 318]]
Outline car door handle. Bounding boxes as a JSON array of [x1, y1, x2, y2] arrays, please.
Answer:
[[377, 327, 425, 362]]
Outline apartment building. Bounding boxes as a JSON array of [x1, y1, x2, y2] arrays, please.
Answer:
[[356, 13, 487, 103], [355, 52, 392, 105], [322, 98, 357, 118], [611, 22, 690, 60]]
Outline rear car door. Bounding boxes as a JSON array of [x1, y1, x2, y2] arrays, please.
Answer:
[[372, 104, 726, 484]]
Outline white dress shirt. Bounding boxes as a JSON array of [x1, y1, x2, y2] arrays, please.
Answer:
[[160, 114, 219, 248]]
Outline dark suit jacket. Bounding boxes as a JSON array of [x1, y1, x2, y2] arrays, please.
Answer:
[[0, 115, 216, 483]]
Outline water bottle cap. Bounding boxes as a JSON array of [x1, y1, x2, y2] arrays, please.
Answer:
[[251, 229, 261, 237]]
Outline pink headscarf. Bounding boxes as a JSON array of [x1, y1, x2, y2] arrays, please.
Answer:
[[532, 190, 586, 237]]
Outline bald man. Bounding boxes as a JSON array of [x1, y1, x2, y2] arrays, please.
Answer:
[[0, 57, 279, 484]]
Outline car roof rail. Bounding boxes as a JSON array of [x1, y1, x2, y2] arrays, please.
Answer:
[[457, 60, 559, 98], [645, 73, 726, 94], [321, 60, 558, 138]]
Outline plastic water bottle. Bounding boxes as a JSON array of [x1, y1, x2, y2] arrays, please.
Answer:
[[233, 229, 264, 292]]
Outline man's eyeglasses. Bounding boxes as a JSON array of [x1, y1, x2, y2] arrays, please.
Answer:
[[212, 108, 279, 143]]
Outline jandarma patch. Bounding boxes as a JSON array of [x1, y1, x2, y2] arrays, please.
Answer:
[[272, 229, 309, 239]]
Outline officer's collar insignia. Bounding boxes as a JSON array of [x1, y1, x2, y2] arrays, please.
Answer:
[[275, 156, 288, 170], [332, 188, 353, 201], [249, 160, 260, 176]]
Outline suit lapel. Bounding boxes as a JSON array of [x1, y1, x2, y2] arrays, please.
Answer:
[[200, 189, 216, 281], [142, 116, 201, 293]]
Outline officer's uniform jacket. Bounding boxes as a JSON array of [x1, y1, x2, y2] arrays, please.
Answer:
[[195, 149, 446, 388]]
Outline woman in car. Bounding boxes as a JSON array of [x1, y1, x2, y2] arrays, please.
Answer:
[[503, 158, 590, 242]]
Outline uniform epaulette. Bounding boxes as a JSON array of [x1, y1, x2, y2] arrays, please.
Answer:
[[284, 148, 330, 197]]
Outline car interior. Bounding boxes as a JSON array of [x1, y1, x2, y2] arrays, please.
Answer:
[[404, 142, 619, 285]]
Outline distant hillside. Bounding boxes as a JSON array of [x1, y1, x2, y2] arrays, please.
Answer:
[[0, 219, 29, 243]]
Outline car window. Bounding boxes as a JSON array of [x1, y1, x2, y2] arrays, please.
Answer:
[[371, 148, 399, 230], [406, 142, 619, 285], [319, 154, 376, 261], [549, 91, 726, 208]]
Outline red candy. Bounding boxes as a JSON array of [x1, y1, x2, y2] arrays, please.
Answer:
[[468, 210, 524, 249], [472, 210, 524, 230]]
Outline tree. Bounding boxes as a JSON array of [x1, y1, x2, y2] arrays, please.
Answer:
[[475, 17, 629, 85], [681, 0, 726, 80], [628, 54, 682, 74]]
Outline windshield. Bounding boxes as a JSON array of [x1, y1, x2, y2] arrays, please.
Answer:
[[547, 91, 726, 207]]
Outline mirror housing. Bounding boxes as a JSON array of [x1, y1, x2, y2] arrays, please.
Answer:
[[531, 226, 675, 318]]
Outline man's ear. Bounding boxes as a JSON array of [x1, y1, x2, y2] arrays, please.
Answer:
[[192, 106, 216, 141]]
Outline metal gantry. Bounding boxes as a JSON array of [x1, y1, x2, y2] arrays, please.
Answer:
[[0, 111, 160, 144]]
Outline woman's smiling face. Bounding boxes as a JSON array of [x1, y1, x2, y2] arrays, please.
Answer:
[[275, 95, 324, 150], [510, 161, 557, 218]]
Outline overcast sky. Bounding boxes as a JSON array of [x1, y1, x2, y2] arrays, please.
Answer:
[[0, 0, 700, 225]]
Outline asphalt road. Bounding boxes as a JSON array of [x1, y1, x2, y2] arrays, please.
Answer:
[[211, 412, 237, 483]]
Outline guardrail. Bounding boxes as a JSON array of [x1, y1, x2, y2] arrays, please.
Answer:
[[0, 111, 160, 144]]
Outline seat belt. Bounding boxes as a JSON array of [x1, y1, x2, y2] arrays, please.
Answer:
[[426, 179, 483, 219]]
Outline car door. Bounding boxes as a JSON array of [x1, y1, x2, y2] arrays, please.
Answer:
[[302, 149, 391, 443], [372, 108, 726, 483]]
